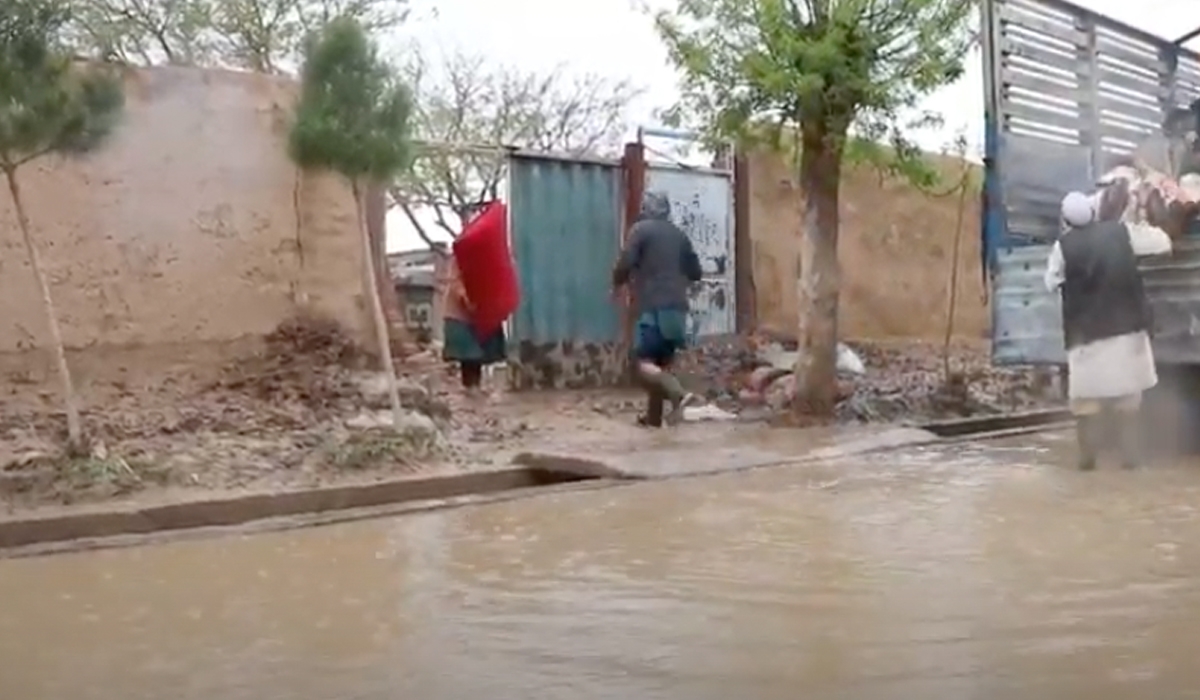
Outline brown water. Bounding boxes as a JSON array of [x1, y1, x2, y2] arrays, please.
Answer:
[[5, 429, 1200, 699]]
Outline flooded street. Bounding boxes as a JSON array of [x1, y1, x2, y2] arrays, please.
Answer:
[[5, 429, 1200, 698]]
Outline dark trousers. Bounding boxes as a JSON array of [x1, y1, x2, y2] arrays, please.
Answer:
[[460, 362, 483, 388]]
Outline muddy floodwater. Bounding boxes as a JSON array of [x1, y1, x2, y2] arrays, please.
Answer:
[[5, 429, 1200, 699]]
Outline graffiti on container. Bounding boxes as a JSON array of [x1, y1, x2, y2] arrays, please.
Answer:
[[666, 191, 728, 276], [686, 279, 730, 340], [643, 167, 736, 337]]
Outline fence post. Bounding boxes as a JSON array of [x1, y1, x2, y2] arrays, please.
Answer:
[[732, 149, 756, 334], [620, 141, 646, 368]]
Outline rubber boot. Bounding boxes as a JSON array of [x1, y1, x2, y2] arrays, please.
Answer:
[[1116, 412, 1141, 470], [633, 363, 666, 428], [659, 373, 693, 426], [640, 387, 666, 428], [1075, 415, 1099, 471]]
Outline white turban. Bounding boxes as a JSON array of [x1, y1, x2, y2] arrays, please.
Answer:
[[1061, 191, 1094, 228]]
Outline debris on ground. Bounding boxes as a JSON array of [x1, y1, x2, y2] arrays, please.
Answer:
[[215, 315, 368, 414], [0, 317, 1062, 513], [683, 404, 739, 422], [0, 317, 539, 512], [832, 341, 1060, 423], [675, 334, 1061, 424]]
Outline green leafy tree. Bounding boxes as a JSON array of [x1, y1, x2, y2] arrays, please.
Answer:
[[0, 0, 125, 453], [288, 15, 412, 427], [655, 0, 972, 416]]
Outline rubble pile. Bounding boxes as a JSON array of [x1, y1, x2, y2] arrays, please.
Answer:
[[678, 334, 1061, 424], [1, 317, 466, 509], [214, 315, 368, 415], [834, 342, 1060, 423]]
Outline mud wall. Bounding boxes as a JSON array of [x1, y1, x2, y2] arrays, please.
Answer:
[[0, 66, 372, 362], [744, 148, 989, 341]]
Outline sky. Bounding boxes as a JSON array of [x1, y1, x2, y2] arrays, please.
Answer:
[[384, 0, 1200, 252]]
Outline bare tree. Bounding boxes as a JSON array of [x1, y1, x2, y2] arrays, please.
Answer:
[[67, 0, 410, 72], [391, 47, 642, 246], [212, 0, 409, 73], [68, 0, 217, 65]]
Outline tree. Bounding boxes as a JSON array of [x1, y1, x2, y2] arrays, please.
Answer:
[[67, 0, 410, 73], [289, 14, 412, 427], [0, 0, 126, 454], [391, 47, 642, 246], [654, 0, 973, 416], [67, 0, 216, 66]]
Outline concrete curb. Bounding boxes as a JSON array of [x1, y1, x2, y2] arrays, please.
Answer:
[[916, 407, 1071, 437], [1, 473, 642, 560], [561, 415, 1072, 484], [0, 416, 1071, 557], [0, 460, 619, 554]]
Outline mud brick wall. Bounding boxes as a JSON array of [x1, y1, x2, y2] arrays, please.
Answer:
[[0, 66, 374, 362], [744, 148, 990, 342]]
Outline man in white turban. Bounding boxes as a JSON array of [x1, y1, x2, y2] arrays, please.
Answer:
[[1044, 190, 1172, 470]]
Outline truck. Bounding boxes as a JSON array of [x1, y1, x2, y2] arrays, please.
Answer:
[[981, 0, 1200, 446]]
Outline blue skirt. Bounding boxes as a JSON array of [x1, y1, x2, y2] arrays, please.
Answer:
[[443, 318, 507, 365]]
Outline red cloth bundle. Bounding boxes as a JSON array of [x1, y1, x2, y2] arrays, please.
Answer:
[[451, 201, 519, 337]]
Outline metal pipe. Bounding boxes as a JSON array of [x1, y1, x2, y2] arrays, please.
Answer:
[[637, 126, 702, 142], [1173, 26, 1200, 46], [412, 140, 515, 155]]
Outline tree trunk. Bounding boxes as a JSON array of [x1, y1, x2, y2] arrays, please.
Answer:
[[364, 181, 409, 351], [5, 169, 85, 453], [942, 177, 971, 382], [793, 125, 844, 417], [352, 179, 405, 428]]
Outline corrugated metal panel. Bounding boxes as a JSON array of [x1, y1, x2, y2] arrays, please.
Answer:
[[992, 244, 1064, 364], [508, 154, 622, 344], [644, 165, 736, 337], [504, 153, 619, 345], [980, 0, 1200, 364], [992, 239, 1200, 365], [1142, 238, 1200, 363]]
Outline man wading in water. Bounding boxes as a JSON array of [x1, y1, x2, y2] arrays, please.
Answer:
[[1044, 189, 1171, 470], [612, 191, 703, 427]]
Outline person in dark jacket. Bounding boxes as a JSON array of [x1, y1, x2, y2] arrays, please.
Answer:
[[1044, 190, 1170, 470], [612, 191, 704, 427]]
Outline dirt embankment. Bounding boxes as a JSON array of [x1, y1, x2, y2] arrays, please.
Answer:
[[0, 317, 533, 513]]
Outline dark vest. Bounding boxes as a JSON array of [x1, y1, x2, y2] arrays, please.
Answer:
[[1059, 220, 1150, 350]]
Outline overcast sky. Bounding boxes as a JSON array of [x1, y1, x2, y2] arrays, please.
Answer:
[[385, 0, 1200, 252]]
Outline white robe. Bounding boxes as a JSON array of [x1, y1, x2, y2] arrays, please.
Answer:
[[1043, 224, 1172, 401]]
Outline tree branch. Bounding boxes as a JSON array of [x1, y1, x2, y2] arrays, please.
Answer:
[[394, 196, 443, 249], [392, 45, 637, 248]]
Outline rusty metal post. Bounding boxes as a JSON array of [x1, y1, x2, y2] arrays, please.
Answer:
[[732, 149, 756, 333], [620, 141, 646, 369]]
